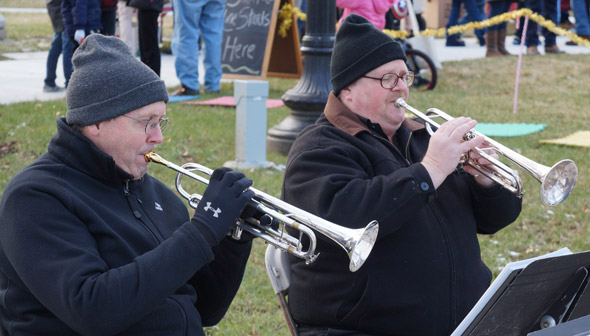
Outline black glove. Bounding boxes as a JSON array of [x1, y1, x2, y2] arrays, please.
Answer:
[[191, 167, 254, 246], [230, 206, 280, 242], [246, 208, 280, 231]]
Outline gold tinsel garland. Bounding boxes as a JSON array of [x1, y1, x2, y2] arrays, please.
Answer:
[[279, 6, 590, 48], [278, 3, 307, 38]]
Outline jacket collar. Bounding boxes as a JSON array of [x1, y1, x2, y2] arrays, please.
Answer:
[[323, 92, 425, 138], [48, 118, 135, 186]]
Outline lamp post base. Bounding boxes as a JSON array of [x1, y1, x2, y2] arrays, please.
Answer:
[[266, 0, 336, 155]]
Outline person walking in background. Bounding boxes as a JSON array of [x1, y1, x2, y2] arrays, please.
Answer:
[[100, 0, 118, 36], [171, 0, 226, 96], [294, 0, 307, 39], [445, 0, 486, 46], [513, 2, 526, 44], [524, 0, 565, 54], [336, 0, 395, 30], [128, 0, 164, 75], [117, 0, 138, 54], [44, 0, 74, 92], [412, 0, 428, 31], [566, 0, 590, 44], [485, 0, 514, 56], [61, 0, 103, 48], [458, 0, 486, 46], [560, 0, 573, 28]]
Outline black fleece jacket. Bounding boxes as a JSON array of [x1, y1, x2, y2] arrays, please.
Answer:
[[281, 94, 522, 335], [0, 118, 251, 335]]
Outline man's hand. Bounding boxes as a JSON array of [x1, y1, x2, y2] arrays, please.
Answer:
[[421, 117, 484, 188], [191, 168, 254, 246], [463, 146, 498, 187]]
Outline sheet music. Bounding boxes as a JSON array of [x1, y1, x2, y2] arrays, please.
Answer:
[[451, 247, 573, 336]]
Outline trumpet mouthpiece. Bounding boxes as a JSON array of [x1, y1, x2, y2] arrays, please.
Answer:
[[144, 151, 154, 162], [395, 98, 406, 108], [145, 151, 164, 164]]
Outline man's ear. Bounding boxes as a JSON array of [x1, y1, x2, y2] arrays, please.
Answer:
[[81, 123, 101, 138], [339, 86, 353, 102]]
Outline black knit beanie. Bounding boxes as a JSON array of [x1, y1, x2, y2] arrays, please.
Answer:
[[331, 14, 407, 96], [66, 34, 169, 126]]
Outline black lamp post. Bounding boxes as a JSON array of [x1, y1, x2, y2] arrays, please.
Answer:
[[267, 0, 336, 155]]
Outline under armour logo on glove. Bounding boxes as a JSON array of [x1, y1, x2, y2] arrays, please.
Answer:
[[191, 167, 254, 246], [203, 202, 222, 218]]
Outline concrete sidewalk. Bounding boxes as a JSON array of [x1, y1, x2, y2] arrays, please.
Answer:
[[0, 35, 588, 105], [1, 51, 182, 105], [434, 34, 590, 61]]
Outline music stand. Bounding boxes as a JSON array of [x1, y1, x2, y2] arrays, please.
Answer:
[[527, 315, 590, 336], [452, 248, 590, 336]]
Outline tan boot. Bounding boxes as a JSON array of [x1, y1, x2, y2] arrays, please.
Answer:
[[497, 29, 512, 56], [486, 30, 502, 57]]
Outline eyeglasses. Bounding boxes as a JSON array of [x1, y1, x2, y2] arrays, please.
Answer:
[[362, 72, 415, 89], [122, 115, 169, 135]]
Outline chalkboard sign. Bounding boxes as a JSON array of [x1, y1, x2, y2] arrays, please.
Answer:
[[222, 0, 302, 79]]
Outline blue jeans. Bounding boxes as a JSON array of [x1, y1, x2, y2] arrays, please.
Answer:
[[171, 0, 225, 92], [525, 0, 559, 47], [44, 31, 74, 87], [101, 9, 117, 36], [458, 0, 486, 36], [488, 1, 512, 31], [297, 0, 306, 38], [446, 0, 486, 38], [571, 0, 590, 35]]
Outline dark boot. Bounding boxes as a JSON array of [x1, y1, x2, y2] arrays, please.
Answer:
[[486, 30, 502, 57], [497, 29, 512, 56], [446, 34, 466, 47], [475, 29, 486, 47]]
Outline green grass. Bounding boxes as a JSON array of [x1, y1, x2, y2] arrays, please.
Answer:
[[414, 55, 590, 276], [0, 0, 45, 8], [0, 12, 53, 54], [2, 56, 590, 335]]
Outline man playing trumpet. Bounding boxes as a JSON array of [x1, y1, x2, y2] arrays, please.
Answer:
[[0, 35, 255, 335], [281, 14, 523, 335]]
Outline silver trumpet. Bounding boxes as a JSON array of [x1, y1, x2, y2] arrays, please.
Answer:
[[145, 151, 379, 272], [395, 98, 578, 207]]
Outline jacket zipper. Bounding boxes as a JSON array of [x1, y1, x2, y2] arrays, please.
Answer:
[[429, 203, 457, 331], [372, 133, 411, 166], [405, 132, 413, 162], [375, 130, 458, 329], [124, 182, 192, 333], [123, 181, 160, 244]]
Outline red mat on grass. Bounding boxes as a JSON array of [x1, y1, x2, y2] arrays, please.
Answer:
[[182, 96, 285, 108]]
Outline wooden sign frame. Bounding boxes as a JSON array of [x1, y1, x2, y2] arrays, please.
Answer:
[[222, 0, 303, 80]]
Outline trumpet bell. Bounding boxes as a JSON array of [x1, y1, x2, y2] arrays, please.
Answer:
[[541, 159, 578, 207], [395, 98, 578, 206], [348, 220, 379, 272]]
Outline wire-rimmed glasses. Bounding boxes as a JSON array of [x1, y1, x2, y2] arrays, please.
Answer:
[[362, 72, 415, 89], [122, 115, 169, 135]]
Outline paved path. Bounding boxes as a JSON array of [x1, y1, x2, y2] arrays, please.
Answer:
[[435, 35, 590, 61], [1, 51, 182, 105], [0, 31, 588, 105]]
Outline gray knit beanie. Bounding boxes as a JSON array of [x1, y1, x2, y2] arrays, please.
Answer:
[[66, 34, 169, 126], [331, 14, 407, 96]]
